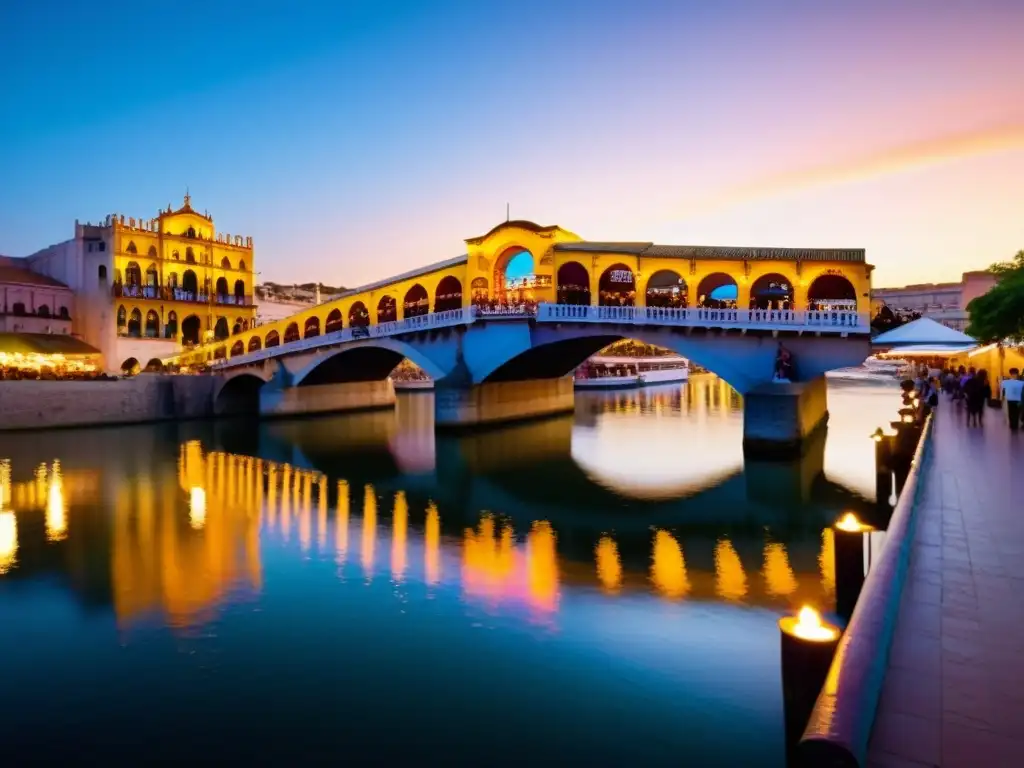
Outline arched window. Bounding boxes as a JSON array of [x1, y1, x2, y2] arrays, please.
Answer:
[[598, 264, 635, 307], [213, 317, 229, 340], [98, 265, 108, 282], [167, 273, 178, 290], [172, 250, 180, 261], [215, 277, 229, 297], [117, 305, 127, 330], [470, 277, 489, 305], [325, 308, 344, 333], [750, 273, 794, 310], [645, 270, 687, 308], [266, 330, 281, 348], [231, 341, 245, 357], [284, 323, 300, 343], [128, 308, 142, 337], [557, 262, 591, 305], [11, 302, 25, 316], [182, 270, 198, 295], [239, 259, 246, 272], [145, 310, 159, 338], [125, 262, 142, 286], [59, 306, 70, 319], [348, 302, 369, 328], [166, 310, 178, 338], [185, 247, 196, 264], [377, 295, 397, 323], [145, 263, 159, 288], [126, 241, 137, 254], [695, 273, 738, 309], [148, 245, 158, 258], [808, 274, 858, 311], [221, 257, 231, 269], [403, 284, 429, 318], [181, 315, 201, 345], [433, 276, 463, 313], [121, 358, 140, 375], [304, 316, 320, 338], [232, 321, 242, 335], [186, 227, 197, 239], [248, 336, 262, 353], [37, 305, 50, 318], [234, 279, 245, 300]]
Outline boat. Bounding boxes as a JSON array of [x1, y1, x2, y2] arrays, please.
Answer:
[[574, 355, 689, 389], [826, 356, 909, 383]]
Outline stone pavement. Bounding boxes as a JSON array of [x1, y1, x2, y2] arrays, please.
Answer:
[[867, 405, 1024, 767]]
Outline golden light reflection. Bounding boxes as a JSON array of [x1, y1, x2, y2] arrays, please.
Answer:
[[819, 528, 836, 597], [651, 529, 690, 599], [424, 501, 440, 585], [299, 473, 312, 553], [45, 460, 67, 542], [189, 486, 207, 529], [336, 480, 349, 566], [280, 465, 292, 542], [527, 521, 559, 612], [0, 459, 10, 510], [317, 478, 327, 551], [595, 535, 622, 593], [392, 491, 408, 582], [361, 484, 377, 578], [763, 542, 798, 597], [0, 510, 16, 575], [714, 538, 747, 602], [462, 514, 516, 603]]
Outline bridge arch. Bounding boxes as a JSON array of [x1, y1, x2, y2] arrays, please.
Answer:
[[248, 336, 262, 353], [230, 340, 245, 357], [434, 276, 463, 312], [326, 309, 344, 334], [304, 316, 320, 339], [214, 370, 270, 415], [404, 284, 428, 318], [644, 269, 687, 308], [557, 262, 590, 305], [291, 338, 447, 387], [266, 330, 281, 348], [377, 295, 397, 323], [284, 322, 300, 344], [750, 272, 794, 310], [808, 274, 858, 310], [598, 264, 635, 306], [348, 301, 369, 327], [696, 272, 737, 308]]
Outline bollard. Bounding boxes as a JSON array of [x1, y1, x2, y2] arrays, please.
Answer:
[[870, 429, 896, 528], [780, 606, 842, 757], [833, 513, 874, 622]]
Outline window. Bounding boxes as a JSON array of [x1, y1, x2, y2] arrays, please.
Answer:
[[98, 265, 107, 281], [37, 305, 50, 318], [12, 302, 25, 316], [59, 306, 70, 319], [98, 242, 105, 251]]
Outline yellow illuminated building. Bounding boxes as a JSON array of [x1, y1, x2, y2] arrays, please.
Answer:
[[174, 220, 871, 366]]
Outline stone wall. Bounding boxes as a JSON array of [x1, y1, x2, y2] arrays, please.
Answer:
[[742, 375, 829, 458], [0, 375, 216, 431], [259, 379, 396, 418], [434, 377, 575, 428]]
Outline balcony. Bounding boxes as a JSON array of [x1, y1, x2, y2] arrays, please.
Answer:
[[112, 282, 254, 307]]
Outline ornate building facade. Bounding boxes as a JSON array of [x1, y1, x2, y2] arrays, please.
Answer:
[[24, 195, 257, 372]]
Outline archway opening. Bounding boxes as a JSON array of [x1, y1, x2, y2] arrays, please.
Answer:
[[300, 347, 407, 387], [215, 277, 229, 298], [182, 270, 198, 295], [145, 264, 158, 290], [557, 262, 591, 305], [750, 273, 794, 310], [598, 264, 636, 307], [377, 295, 397, 323], [470, 277, 489, 307], [214, 317, 230, 341], [325, 309, 344, 334], [284, 322, 300, 343], [166, 311, 178, 339], [231, 341, 245, 357], [185, 248, 196, 264], [181, 315, 201, 346], [117, 305, 127, 333], [304, 316, 320, 339], [221, 257, 231, 269], [808, 274, 858, 311], [145, 310, 160, 338], [144, 358, 163, 373], [127, 308, 142, 337], [498, 249, 540, 306], [215, 374, 266, 416], [645, 270, 687, 308], [348, 302, 369, 327], [121, 358, 140, 376], [433, 276, 463, 313], [696, 273, 738, 309], [234, 280, 245, 300], [266, 330, 281, 348], [403, 284, 428, 318], [233, 321, 242, 335], [125, 262, 142, 287], [248, 336, 262, 353]]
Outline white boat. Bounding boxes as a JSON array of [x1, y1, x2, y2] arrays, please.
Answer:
[[826, 356, 909, 383], [574, 355, 689, 389]]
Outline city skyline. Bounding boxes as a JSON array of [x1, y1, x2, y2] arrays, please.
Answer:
[[2, 0, 1022, 289]]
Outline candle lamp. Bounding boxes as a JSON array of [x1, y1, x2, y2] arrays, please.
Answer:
[[779, 606, 842, 753], [833, 513, 874, 620]]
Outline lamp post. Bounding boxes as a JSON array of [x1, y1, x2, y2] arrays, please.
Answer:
[[833, 513, 874, 621], [779, 606, 842, 753]]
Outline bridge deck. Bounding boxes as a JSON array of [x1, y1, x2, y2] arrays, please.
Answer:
[[867, 404, 1024, 767]]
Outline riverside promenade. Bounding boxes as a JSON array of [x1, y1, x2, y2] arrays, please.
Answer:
[[867, 407, 1024, 767]]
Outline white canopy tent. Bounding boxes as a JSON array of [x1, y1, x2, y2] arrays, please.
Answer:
[[872, 317, 976, 348]]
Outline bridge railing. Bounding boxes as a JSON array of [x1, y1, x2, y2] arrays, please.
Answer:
[[536, 303, 869, 331]]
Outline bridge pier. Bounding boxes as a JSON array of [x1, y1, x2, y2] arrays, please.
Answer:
[[434, 377, 574, 429], [742, 376, 829, 460], [259, 379, 396, 419]]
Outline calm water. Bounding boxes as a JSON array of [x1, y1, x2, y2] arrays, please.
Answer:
[[0, 376, 899, 766]]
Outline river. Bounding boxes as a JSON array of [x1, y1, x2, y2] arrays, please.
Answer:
[[0, 375, 899, 766]]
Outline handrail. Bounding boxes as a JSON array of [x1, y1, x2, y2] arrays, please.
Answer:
[[799, 413, 934, 767]]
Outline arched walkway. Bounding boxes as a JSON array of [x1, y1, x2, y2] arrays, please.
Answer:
[[377, 295, 397, 323], [304, 316, 320, 338], [557, 262, 591, 305], [231, 341, 245, 357], [696, 273, 738, 309], [284, 322, 300, 344], [181, 315, 201, 345], [326, 309, 344, 333], [645, 270, 687, 308], [214, 317, 230, 341], [349, 301, 369, 327], [750, 272, 793, 310], [598, 264, 635, 307], [266, 330, 281, 348], [248, 336, 262, 353], [434, 276, 463, 313], [404, 285, 428, 318], [808, 274, 858, 311]]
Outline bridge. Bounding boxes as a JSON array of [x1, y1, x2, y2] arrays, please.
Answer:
[[170, 221, 874, 456]]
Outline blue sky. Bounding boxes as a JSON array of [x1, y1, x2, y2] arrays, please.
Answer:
[[2, 1, 1022, 287]]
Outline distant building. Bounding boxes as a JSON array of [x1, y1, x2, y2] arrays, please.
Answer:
[[0, 258, 75, 335], [872, 271, 996, 332], [22, 195, 258, 372]]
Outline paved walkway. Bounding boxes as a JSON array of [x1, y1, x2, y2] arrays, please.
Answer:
[[867, 405, 1024, 767]]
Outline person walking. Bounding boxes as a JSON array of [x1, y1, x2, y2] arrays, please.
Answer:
[[1001, 367, 1023, 432], [964, 369, 991, 427]]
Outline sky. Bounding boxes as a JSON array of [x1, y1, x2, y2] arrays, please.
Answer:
[[1, 0, 1022, 289]]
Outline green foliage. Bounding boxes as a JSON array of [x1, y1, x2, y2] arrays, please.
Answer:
[[966, 250, 1024, 342]]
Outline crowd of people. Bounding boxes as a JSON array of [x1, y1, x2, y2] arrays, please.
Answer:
[[471, 297, 538, 315], [913, 365, 1023, 430]]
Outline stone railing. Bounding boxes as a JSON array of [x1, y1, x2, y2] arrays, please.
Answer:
[[536, 303, 869, 332]]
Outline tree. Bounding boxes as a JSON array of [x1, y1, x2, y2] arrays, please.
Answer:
[[966, 250, 1024, 343]]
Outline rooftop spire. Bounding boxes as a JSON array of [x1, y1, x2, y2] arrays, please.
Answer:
[[184, 188, 191, 209]]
